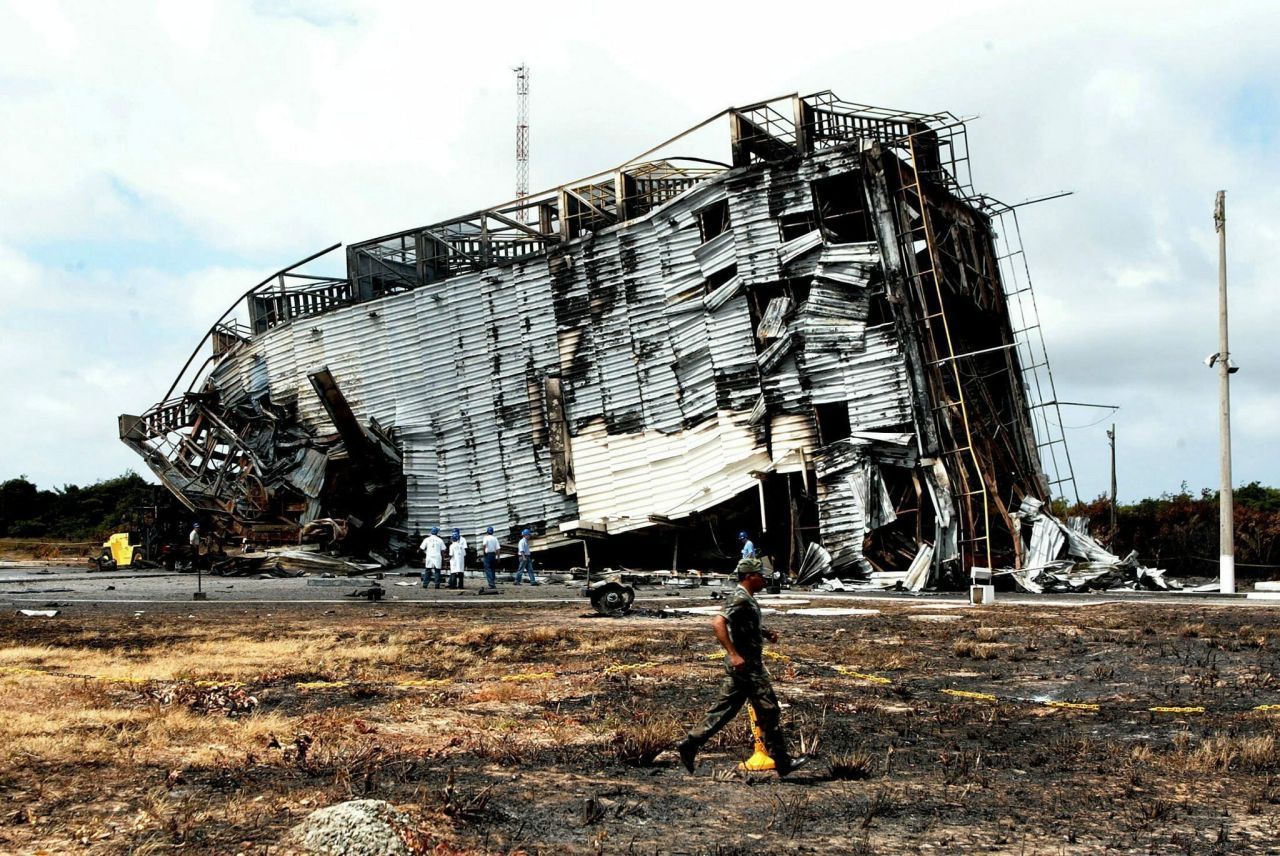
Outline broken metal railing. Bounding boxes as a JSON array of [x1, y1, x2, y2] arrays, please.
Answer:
[[151, 94, 975, 359], [121, 397, 271, 519], [347, 94, 978, 310]]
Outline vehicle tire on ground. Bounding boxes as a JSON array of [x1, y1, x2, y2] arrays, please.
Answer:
[[590, 582, 635, 616]]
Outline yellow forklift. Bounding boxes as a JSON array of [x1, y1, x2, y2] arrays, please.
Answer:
[[97, 532, 145, 571], [95, 503, 185, 571]]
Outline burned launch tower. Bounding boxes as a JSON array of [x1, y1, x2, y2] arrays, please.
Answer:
[[120, 92, 1076, 582]]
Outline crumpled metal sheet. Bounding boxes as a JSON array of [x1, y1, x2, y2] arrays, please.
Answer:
[[813, 438, 902, 572], [1011, 497, 1177, 593], [756, 296, 793, 341]]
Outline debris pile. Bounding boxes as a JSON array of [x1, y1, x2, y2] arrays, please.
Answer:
[[119, 367, 404, 557], [1010, 497, 1178, 593]]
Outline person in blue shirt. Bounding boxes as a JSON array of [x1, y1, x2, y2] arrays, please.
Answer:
[[739, 531, 757, 559], [515, 529, 539, 585]]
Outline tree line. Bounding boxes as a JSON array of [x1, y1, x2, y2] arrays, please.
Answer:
[[0, 473, 183, 541], [1058, 482, 1280, 576]]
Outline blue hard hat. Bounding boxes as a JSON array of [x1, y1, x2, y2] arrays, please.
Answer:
[[451, 527, 460, 535], [738, 530, 749, 540], [486, 526, 494, 534], [430, 526, 439, 535], [521, 528, 531, 536], [193, 522, 200, 529]]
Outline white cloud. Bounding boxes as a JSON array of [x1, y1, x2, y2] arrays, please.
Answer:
[[0, 0, 1276, 500]]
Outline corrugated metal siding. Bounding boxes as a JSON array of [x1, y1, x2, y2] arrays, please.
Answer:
[[814, 440, 873, 571], [770, 412, 817, 473], [843, 325, 912, 428], [203, 146, 923, 544]]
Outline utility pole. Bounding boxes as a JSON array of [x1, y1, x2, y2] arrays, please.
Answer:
[[1214, 190, 1235, 594], [514, 64, 530, 199], [1106, 423, 1116, 530]]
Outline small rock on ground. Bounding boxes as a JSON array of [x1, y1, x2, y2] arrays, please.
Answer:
[[284, 798, 413, 855]]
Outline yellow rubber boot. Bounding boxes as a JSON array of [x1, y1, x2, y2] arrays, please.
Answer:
[[737, 706, 776, 772]]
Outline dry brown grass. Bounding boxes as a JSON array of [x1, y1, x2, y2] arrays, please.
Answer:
[[951, 640, 1008, 660], [5, 601, 1280, 853], [1165, 734, 1280, 773], [610, 713, 680, 767]]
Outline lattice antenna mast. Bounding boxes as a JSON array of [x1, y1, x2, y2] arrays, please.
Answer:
[[514, 64, 530, 199]]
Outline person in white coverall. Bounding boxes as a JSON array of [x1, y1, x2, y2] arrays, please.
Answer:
[[448, 528, 468, 589], [420, 526, 445, 589]]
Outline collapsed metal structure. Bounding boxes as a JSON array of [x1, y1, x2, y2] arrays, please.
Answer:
[[120, 91, 1077, 582]]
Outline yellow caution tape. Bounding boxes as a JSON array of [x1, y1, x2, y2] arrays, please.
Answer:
[[1254, 704, 1280, 712], [602, 662, 664, 675], [0, 667, 49, 677], [1041, 700, 1101, 711], [1148, 706, 1206, 714], [834, 667, 893, 685], [700, 651, 791, 665], [100, 676, 148, 684], [296, 681, 348, 690], [394, 678, 453, 688], [193, 680, 244, 688], [499, 672, 554, 683], [942, 689, 999, 702]]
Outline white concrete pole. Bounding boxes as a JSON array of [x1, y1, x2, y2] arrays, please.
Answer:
[[1215, 191, 1235, 594]]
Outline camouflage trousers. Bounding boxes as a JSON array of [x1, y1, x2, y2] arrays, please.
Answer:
[[684, 666, 792, 764]]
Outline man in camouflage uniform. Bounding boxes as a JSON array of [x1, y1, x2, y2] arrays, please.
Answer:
[[675, 558, 806, 776]]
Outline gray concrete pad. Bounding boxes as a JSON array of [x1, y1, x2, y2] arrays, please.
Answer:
[[0, 563, 1271, 614]]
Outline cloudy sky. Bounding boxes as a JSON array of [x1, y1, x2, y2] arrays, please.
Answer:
[[0, 0, 1275, 502]]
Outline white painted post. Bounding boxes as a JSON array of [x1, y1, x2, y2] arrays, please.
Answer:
[[1214, 191, 1235, 594]]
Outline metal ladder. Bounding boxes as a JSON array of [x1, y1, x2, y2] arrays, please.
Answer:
[[895, 134, 993, 571], [986, 203, 1080, 507]]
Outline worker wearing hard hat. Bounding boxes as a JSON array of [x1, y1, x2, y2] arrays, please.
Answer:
[[481, 526, 500, 589], [188, 522, 203, 569], [420, 526, 445, 589], [739, 530, 757, 559], [514, 528, 539, 585], [448, 528, 467, 589]]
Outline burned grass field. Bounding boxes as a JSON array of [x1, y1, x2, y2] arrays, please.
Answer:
[[2, 601, 1280, 854]]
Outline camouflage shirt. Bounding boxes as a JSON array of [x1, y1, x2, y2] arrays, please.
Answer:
[[721, 584, 764, 667]]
